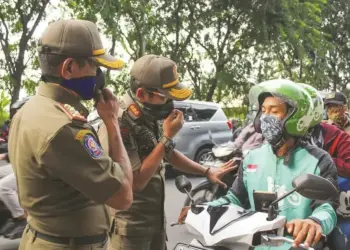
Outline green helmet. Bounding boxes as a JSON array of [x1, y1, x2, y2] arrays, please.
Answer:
[[249, 79, 314, 136], [297, 83, 324, 128]]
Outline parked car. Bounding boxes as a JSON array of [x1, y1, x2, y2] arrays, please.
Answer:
[[166, 100, 232, 177], [87, 100, 233, 177]]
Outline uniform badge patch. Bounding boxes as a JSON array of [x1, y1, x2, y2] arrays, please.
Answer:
[[75, 130, 103, 158], [128, 104, 141, 118]]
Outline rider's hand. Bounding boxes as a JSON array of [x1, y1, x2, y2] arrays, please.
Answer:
[[178, 206, 191, 224], [206, 160, 237, 189], [96, 88, 119, 124], [286, 219, 323, 248], [163, 110, 184, 139]]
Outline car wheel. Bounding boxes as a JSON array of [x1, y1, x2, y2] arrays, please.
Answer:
[[195, 147, 214, 165]]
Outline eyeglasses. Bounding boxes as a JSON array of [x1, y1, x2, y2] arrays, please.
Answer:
[[144, 88, 167, 98]]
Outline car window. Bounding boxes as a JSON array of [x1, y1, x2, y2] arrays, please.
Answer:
[[191, 103, 217, 122], [176, 106, 197, 122], [211, 107, 229, 121]]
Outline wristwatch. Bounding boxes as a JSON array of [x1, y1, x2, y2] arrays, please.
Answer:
[[159, 136, 176, 154]]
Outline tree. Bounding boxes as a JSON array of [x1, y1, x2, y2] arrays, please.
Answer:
[[68, 0, 199, 96], [322, 0, 350, 92], [0, 0, 49, 117], [241, 0, 330, 89], [67, 0, 334, 104]]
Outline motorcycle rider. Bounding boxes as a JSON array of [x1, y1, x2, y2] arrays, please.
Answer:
[[299, 83, 350, 250], [97, 54, 234, 250], [301, 84, 350, 178], [228, 104, 264, 156], [179, 79, 339, 250], [323, 92, 350, 133]]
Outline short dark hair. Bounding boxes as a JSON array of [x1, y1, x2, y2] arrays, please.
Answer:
[[38, 53, 92, 77], [130, 77, 140, 93], [129, 77, 157, 99]]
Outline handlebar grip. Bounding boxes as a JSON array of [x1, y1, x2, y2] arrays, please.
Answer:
[[267, 236, 315, 250]]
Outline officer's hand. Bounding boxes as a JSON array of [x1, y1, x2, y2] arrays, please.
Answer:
[[286, 219, 323, 248], [163, 110, 184, 138], [96, 88, 119, 123], [206, 161, 237, 189], [178, 206, 191, 224]]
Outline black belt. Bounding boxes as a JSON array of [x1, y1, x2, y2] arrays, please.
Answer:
[[28, 225, 107, 245]]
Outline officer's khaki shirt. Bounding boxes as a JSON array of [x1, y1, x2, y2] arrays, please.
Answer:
[[8, 83, 125, 237], [98, 92, 166, 236]]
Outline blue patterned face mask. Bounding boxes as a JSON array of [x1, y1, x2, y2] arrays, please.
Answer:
[[260, 114, 283, 144]]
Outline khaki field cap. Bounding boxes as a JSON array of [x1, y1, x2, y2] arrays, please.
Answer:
[[130, 54, 192, 101], [38, 19, 124, 70]]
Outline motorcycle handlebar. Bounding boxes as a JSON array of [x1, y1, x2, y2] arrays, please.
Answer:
[[265, 235, 314, 250], [170, 222, 180, 227]]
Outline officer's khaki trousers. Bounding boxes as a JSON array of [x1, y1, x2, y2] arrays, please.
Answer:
[[19, 226, 109, 250], [110, 231, 167, 250]]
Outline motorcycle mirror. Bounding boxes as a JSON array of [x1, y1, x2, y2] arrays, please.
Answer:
[[175, 175, 192, 194], [267, 173, 338, 221], [292, 174, 338, 200]]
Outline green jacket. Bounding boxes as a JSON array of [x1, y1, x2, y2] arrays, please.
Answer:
[[208, 143, 338, 250]]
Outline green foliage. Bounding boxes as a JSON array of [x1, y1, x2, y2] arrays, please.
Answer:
[[0, 0, 49, 105], [222, 106, 248, 121], [0, 91, 10, 125], [1, 0, 350, 107]]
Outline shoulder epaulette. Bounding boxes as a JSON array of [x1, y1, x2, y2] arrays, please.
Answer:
[[55, 103, 87, 123]]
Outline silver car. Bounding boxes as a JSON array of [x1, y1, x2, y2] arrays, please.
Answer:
[[172, 100, 232, 164]]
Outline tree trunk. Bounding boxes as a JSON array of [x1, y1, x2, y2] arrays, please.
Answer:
[[9, 74, 22, 119], [206, 64, 223, 102], [206, 78, 218, 102], [140, 34, 146, 57]]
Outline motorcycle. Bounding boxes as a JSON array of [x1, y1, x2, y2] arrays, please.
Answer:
[[183, 139, 241, 207], [172, 174, 337, 250]]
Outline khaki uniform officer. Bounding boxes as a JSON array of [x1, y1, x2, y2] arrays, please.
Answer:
[[8, 19, 133, 250], [98, 55, 234, 250]]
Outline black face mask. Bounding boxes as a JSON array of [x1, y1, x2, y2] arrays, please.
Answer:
[[94, 68, 105, 93], [93, 68, 105, 105], [140, 100, 174, 120]]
